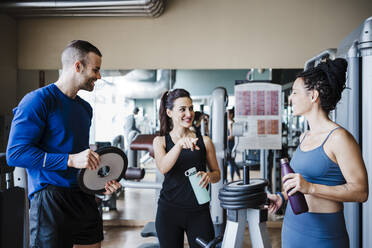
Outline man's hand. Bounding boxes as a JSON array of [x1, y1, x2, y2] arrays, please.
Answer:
[[67, 149, 100, 170], [103, 180, 122, 195]]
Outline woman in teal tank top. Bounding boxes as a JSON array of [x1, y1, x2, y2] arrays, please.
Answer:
[[266, 58, 368, 247]]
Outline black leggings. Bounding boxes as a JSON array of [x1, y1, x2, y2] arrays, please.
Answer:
[[155, 204, 215, 248]]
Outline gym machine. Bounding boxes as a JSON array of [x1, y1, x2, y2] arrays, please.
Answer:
[[232, 82, 283, 195], [196, 166, 271, 248], [209, 87, 228, 237], [337, 16, 371, 248], [0, 153, 29, 248], [196, 86, 276, 248]]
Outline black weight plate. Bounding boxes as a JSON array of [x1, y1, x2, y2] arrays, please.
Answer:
[[223, 178, 268, 192], [218, 191, 266, 203], [220, 194, 267, 210], [77, 147, 128, 195], [221, 199, 265, 208], [219, 196, 266, 206], [218, 187, 265, 197], [220, 192, 267, 205]]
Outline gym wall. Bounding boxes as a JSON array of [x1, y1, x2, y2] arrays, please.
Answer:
[[16, 70, 59, 102], [0, 15, 17, 116], [15, 0, 372, 70]]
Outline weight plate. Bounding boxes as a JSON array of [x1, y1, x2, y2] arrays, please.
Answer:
[[220, 193, 267, 210], [77, 147, 127, 194], [218, 191, 266, 203], [223, 178, 268, 192], [218, 187, 265, 198]]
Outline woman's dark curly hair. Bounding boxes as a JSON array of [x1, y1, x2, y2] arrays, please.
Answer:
[[159, 88, 191, 136], [297, 58, 348, 115]]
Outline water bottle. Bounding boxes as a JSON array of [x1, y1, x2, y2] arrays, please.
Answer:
[[185, 167, 210, 205], [280, 158, 309, 215]]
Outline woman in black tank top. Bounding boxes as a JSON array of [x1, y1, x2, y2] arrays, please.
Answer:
[[153, 89, 221, 248]]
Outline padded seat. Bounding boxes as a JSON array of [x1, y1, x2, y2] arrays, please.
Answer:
[[141, 221, 157, 238], [139, 222, 160, 248], [130, 134, 158, 158]]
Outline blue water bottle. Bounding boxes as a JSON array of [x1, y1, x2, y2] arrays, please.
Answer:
[[185, 167, 210, 205]]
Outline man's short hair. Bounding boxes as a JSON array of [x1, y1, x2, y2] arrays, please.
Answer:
[[61, 40, 102, 68], [133, 107, 139, 114]]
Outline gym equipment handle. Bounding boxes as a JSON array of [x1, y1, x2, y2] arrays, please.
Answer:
[[243, 165, 249, 185], [195, 236, 223, 248]]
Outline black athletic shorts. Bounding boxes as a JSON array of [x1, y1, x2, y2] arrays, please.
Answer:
[[29, 185, 103, 248]]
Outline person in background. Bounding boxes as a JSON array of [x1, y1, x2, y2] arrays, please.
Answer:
[[112, 135, 125, 150], [202, 113, 210, 136], [153, 89, 221, 248], [6, 40, 121, 248], [123, 106, 140, 152], [267, 58, 368, 248], [227, 108, 241, 181], [191, 111, 203, 135]]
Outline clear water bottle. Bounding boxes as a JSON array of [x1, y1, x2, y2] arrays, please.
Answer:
[[281, 158, 309, 215]]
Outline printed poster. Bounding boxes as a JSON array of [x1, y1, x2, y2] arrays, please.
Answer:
[[234, 82, 282, 150]]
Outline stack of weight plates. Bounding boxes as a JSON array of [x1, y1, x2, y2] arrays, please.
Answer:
[[218, 178, 268, 210]]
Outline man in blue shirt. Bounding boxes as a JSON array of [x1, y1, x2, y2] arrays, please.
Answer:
[[6, 40, 121, 248]]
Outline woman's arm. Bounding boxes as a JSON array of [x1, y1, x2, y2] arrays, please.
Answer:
[[153, 135, 200, 174], [283, 129, 368, 203], [153, 136, 181, 174]]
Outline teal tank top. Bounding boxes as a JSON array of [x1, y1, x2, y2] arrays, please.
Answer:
[[290, 127, 346, 186]]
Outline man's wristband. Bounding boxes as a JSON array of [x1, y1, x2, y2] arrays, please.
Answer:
[[276, 191, 286, 204]]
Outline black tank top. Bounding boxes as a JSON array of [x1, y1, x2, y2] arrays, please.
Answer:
[[158, 133, 209, 210]]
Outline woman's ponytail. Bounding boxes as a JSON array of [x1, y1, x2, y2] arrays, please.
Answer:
[[159, 91, 170, 136]]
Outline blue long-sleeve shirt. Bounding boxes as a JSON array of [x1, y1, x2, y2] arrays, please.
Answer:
[[6, 83, 92, 198]]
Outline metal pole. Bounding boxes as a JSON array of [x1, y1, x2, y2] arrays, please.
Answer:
[[360, 18, 372, 247], [210, 87, 228, 237], [337, 42, 360, 248]]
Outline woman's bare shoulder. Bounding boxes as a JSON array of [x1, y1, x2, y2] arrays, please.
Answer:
[[328, 127, 358, 148], [153, 135, 166, 146]]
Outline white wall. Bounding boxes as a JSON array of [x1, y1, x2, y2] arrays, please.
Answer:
[[16, 0, 372, 70]]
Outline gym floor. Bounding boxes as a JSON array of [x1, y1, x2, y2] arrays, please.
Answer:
[[101, 164, 283, 248]]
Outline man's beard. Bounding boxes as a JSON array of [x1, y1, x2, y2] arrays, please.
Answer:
[[83, 78, 96, 91]]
